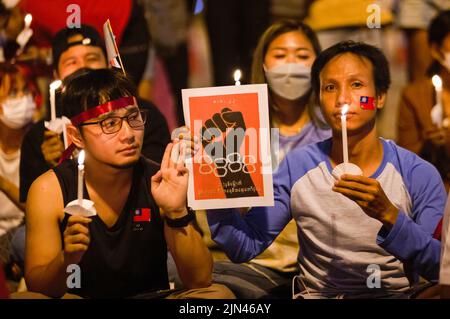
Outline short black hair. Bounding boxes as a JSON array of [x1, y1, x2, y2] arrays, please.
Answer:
[[311, 41, 391, 97], [427, 9, 450, 75], [61, 68, 137, 120]]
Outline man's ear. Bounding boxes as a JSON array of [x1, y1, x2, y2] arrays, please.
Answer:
[[376, 92, 387, 110], [66, 124, 84, 149]]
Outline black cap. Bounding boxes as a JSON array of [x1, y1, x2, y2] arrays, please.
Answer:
[[51, 24, 105, 70]]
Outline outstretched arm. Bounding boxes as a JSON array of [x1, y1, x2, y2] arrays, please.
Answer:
[[151, 142, 212, 288], [207, 157, 294, 263]]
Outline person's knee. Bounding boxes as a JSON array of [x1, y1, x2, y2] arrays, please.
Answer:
[[167, 283, 236, 299], [206, 283, 236, 299]]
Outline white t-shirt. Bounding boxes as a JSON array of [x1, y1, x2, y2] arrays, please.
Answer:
[[0, 147, 23, 236], [440, 193, 450, 286]]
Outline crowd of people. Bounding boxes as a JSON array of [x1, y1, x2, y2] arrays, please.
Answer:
[[1, 0, 450, 299]]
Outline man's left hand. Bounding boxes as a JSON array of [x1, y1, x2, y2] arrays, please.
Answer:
[[151, 142, 189, 219], [332, 174, 399, 230]]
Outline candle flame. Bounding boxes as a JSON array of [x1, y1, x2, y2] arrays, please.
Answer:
[[341, 104, 349, 116], [233, 69, 242, 82], [24, 14, 32, 27], [432, 75, 442, 90], [78, 150, 85, 166], [50, 80, 62, 91]]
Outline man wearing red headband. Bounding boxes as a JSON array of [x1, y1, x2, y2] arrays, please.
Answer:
[[19, 25, 170, 204], [19, 68, 233, 299]]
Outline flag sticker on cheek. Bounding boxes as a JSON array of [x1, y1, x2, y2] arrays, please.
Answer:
[[360, 96, 376, 110]]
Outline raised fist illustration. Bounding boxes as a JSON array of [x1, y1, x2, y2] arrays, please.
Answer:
[[200, 108, 259, 198]]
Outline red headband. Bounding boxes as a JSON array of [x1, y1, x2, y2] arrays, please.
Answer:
[[58, 96, 137, 163], [70, 96, 137, 125]]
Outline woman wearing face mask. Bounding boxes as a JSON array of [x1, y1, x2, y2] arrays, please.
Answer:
[[0, 62, 38, 278], [209, 20, 331, 299], [398, 10, 450, 191], [253, 20, 331, 166]]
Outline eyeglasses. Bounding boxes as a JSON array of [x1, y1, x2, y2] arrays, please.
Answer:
[[78, 110, 147, 134]]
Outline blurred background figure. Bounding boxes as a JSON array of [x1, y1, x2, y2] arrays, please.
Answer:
[[397, 9, 450, 191], [303, 0, 394, 50], [0, 62, 40, 282], [395, 0, 450, 82], [139, 0, 193, 127], [205, 0, 270, 86]]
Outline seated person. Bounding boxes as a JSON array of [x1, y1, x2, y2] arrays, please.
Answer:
[[207, 41, 446, 298], [19, 24, 170, 203], [397, 10, 450, 191], [210, 19, 331, 299], [0, 62, 40, 277], [21, 68, 233, 299]]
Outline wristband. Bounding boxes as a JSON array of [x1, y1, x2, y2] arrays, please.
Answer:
[[165, 208, 195, 228]]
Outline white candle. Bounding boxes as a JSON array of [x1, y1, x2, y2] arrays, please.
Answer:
[[432, 74, 443, 106], [49, 80, 62, 121], [24, 14, 32, 29], [341, 104, 349, 164], [233, 69, 242, 86], [77, 150, 85, 205]]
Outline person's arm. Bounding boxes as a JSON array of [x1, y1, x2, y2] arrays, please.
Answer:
[[0, 175, 25, 211], [207, 155, 294, 263], [25, 170, 91, 298], [151, 142, 212, 288], [376, 160, 446, 282], [163, 208, 213, 288], [397, 90, 424, 154]]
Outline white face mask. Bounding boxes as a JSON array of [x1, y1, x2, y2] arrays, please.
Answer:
[[0, 94, 36, 129], [264, 63, 312, 101]]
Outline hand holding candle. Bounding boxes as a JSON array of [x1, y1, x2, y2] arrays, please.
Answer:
[[77, 150, 85, 205], [16, 13, 33, 52]]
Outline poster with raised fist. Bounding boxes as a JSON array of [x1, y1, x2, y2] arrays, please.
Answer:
[[182, 84, 274, 210]]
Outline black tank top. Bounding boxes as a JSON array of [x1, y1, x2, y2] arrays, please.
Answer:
[[54, 157, 169, 298]]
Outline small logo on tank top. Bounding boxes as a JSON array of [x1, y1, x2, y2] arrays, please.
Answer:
[[133, 208, 151, 223]]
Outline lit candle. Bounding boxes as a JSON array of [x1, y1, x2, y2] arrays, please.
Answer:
[[77, 150, 85, 205], [341, 104, 349, 164], [431, 75, 443, 128], [49, 80, 62, 121], [16, 13, 33, 52], [233, 69, 242, 86], [24, 14, 32, 29], [431, 74, 442, 104], [432, 74, 443, 107]]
